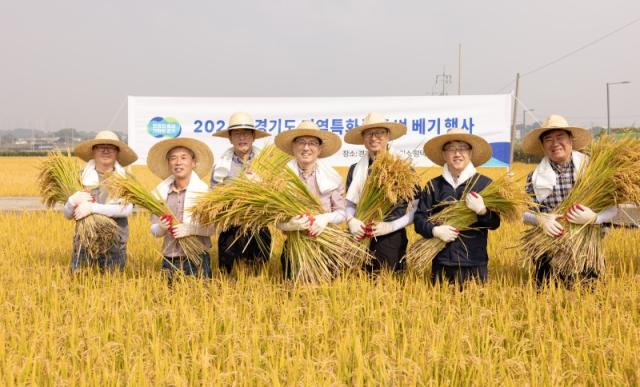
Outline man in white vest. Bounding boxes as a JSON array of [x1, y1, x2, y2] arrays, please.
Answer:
[[522, 114, 617, 285], [210, 112, 272, 274]]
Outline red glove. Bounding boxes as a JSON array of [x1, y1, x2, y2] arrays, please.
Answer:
[[160, 214, 176, 236]]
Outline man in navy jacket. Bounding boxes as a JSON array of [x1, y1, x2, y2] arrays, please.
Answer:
[[415, 128, 500, 285]]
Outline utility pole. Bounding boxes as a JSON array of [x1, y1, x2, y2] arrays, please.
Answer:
[[606, 81, 630, 135], [508, 73, 520, 172], [458, 44, 462, 95]]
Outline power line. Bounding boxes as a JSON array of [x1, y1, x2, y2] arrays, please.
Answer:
[[494, 16, 640, 92]]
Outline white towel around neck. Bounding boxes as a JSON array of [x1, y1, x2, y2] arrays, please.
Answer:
[[287, 159, 342, 195], [530, 151, 587, 203], [442, 162, 477, 190], [153, 171, 209, 224], [212, 146, 260, 184], [80, 160, 126, 205]]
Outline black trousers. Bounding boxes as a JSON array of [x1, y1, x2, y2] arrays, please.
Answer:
[[218, 226, 271, 273], [366, 228, 408, 273], [431, 261, 488, 286], [533, 254, 599, 287]]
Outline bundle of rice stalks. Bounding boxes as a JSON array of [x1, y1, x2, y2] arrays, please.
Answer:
[[521, 135, 640, 277], [406, 173, 532, 274], [191, 145, 371, 284], [104, 172, 207, 265], [355, 151, 419, 239], [38, 151, 118, 259]]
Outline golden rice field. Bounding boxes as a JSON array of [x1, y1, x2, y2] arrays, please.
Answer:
[[1, 157, 639, 385]]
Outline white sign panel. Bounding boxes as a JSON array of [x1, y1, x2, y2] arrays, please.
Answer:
[[128, 95, 512, 167]]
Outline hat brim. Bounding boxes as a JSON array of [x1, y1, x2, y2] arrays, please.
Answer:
[[522, 126, 592, 156], [274, 129, 342, 158], [147, 138, 214, 179], [74, 139, 138, 167], [423, 132, 493, 166], [212, 127, 271, 139], [343, 122, 407, 145]]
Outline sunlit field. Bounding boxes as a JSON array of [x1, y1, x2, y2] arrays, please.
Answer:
[[1, 157, 639, 385], [0, 156, 535, 196]]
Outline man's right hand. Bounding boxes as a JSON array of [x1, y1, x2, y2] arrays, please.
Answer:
[[537, 213, 564, 237], [432, 225, 459, 243]]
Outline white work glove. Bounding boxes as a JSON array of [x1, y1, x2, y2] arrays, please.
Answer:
[[68, 191, 94, 207], [307, 213, 331, 237], [73, 201, 94, 220], [465, 191, 487, 215], [244, 171, 261, 182], [278, 214, 312, 232], [347, 217, 370, 240], [171, 223, 198, 238], [566, 204, 597, 225], [371, 221, 394, 237], [432, 225, 459, 243], [536, 213, 564, 237]]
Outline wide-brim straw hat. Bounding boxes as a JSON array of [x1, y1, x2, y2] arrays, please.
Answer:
[[522, 114, 592, 156], [147, 138, 214, 179], [212, 111, 270, 139], [423, 128, 493, 166], [274, 120, 342, 158], [74, 130, 138, 166], [344, 112, 407, 145]]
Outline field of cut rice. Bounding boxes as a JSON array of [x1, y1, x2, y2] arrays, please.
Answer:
[[0, 157, 639, 385]]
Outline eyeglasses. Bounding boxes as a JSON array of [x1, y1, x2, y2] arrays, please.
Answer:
[[294, 139, 321, 148], [94, 145, 118, 153], [363, 129, 389, 139], [443, 147, 471, 154], [542, 134, 570, 145]]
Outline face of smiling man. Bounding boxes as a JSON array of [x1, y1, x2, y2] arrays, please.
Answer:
[[92, 144, 119, 170], [229, 129, 255, 158], [362, 127, 389, 156], [442, 140, 472, 175], [540, 129, 574, 164], [167, 146, 196, 181], [292, 135, 321, 168]]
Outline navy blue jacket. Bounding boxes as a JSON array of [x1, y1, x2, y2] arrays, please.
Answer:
[[414, 174, 500, 267]]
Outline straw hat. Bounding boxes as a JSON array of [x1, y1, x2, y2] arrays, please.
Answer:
[[423, 128, 493, 166], [147, 138, 214, 179], [344, 112, 407, 145], [274, 120, 342, 158], [522, 114, 592, 156], [74, 130, 138, 167], [212, 112, 270, 139]]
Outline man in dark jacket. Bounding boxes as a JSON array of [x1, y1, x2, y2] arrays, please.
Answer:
[[343, 112, 418, 274], [415, 128, 500, 285]]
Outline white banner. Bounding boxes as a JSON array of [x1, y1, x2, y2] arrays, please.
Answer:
[[128, 95, 512, 167]]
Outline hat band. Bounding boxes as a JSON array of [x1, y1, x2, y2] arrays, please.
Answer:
[[228, 124, 256, 130]]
